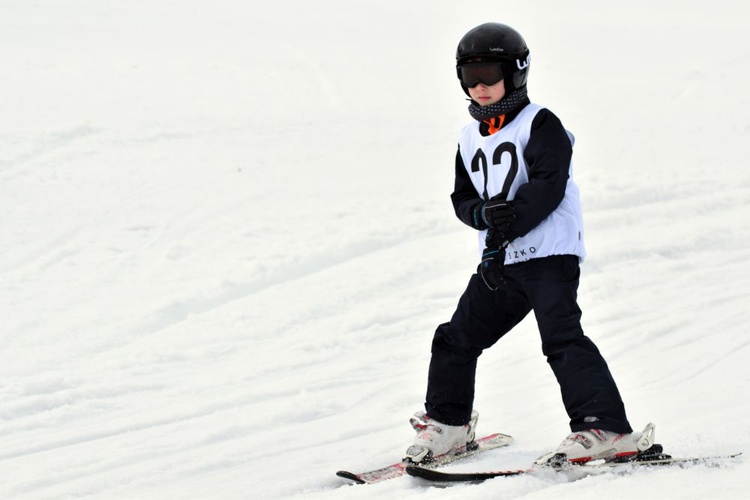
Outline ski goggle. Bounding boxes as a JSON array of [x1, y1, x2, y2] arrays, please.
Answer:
[[457, 62, 504, 88]]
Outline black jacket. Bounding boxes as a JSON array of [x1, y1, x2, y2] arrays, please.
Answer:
[[450, 106, 573, 242]]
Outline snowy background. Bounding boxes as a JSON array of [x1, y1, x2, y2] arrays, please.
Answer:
[[2, 0, 749, 498]]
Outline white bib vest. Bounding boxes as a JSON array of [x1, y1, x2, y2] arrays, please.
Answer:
[[457, 104, 586, 264]]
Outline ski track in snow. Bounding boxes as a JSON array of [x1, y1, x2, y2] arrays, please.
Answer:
[[2, 1, 750, 498]]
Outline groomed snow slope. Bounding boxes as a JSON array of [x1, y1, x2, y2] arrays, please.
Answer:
[[1, 1, 749, 498]]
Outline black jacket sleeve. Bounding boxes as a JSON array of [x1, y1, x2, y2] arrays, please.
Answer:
[[450, 145, 489, 230], [504, 108, 572, 241]]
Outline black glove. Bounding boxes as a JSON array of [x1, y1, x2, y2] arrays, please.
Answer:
[[480, 232, 509, 291], [481, 199, 515, 234]]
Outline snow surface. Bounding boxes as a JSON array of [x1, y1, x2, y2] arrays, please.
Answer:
[[2, 1, 749, 498]]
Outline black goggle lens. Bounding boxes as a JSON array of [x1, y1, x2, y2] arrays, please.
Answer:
[[458, 63, 504, 88]]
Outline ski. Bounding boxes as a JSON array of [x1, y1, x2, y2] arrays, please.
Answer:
[[336, 432, 513, 484], [405, 448, 743, 483]]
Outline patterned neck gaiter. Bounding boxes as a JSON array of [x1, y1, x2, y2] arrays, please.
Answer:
[[467, 87, 529, 122]]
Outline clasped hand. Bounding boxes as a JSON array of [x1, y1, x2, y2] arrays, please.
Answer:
[[480, 229, 509, 291], [478, 198, 515, 291], [481, 198, 515, 234]]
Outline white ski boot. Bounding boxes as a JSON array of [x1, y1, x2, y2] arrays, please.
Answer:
[[535, 422, 656, 465], [403, 410, 479, 463]]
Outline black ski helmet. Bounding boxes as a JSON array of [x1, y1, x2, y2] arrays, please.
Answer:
[[456, 22, 530, 95]]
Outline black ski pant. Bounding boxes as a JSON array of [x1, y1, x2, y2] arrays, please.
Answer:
[[425, 255, 633, 434]]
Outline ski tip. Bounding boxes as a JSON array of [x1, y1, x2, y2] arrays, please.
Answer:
[[406, 464, 525, 482], [406, 465, 441, 481], [336, 470, 365, 484]]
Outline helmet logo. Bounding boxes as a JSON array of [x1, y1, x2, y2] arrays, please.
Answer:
[[516, 54, 530, 70]]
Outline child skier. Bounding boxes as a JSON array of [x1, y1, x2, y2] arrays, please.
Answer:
[[404, 22, 655, 465]]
